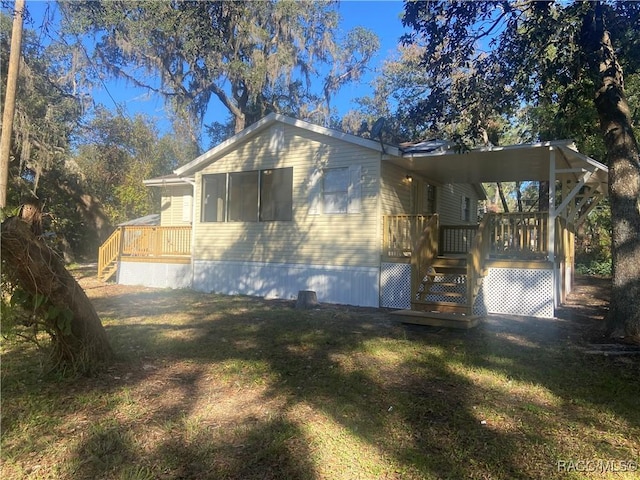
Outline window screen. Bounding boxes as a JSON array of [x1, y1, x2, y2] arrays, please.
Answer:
[[201, 174, 226, 222], [229, 171, 259, 222], [323, 167, 349, 214], [260, 168, 293, 221]]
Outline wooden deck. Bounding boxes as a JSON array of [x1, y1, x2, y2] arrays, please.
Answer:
[[382, 212, 567, 328], [98, 226, 191, 281]]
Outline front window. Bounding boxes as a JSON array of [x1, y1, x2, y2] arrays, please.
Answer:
[[229, 171, 259, 222], [201, 168, 293, 223], [462, 196, 472, 222], [260, 168, 293, 221], [201, 174, 226, 222], [422, 183, 436, 214], [323, 167, 349, 214]]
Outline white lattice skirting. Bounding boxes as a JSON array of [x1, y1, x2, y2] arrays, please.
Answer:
[[380, 263, 555, 318], [380, 263, 412, 309], [477, 267, 554, 318]]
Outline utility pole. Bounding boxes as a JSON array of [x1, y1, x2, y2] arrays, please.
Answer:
[[0, 0, 26, 209]]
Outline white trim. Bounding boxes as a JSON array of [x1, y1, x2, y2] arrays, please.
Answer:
[[144, 175, 194, 187]]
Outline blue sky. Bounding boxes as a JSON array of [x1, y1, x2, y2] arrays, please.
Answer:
[[21, 0, 409, 139]]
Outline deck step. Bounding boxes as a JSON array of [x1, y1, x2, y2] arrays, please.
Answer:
[[411, 300, 470, 314], [390, 309, 480, 329], [99, 264, 118, 282], [423, 291, 466, 298]]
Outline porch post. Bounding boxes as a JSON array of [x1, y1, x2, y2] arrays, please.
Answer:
[[548, 147, 561, 309], [547, 148, 556, 264]]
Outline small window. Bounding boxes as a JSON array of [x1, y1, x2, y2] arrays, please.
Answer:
[[202, 174, 226, 222], [422, 183, 436, 214], [323, 167, 349, 214], [462, 195, 472, 222], [260, 167, 293, 221], [229, 171, 259, 222]]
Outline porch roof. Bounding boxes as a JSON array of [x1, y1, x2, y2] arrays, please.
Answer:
[[388, 140, 608, 198]]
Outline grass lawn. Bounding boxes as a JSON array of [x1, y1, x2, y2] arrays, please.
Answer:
[[1, 270, 638, 479]]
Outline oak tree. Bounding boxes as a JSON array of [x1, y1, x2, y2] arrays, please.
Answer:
[[402, 0, 640, 341]]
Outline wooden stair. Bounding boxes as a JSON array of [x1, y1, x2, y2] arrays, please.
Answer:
[[97, 228, 122, 282], [390, 309, 480, 329], [99, 262, 118, 282], [394, 256, 484, 329]]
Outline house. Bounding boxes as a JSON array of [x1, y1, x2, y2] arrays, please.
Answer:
[[98, 113, 609, 328]]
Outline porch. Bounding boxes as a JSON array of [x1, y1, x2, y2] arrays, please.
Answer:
[[382, 212, 572, 328], [381, 141, 608, 327], [97, 226, 191, 281]]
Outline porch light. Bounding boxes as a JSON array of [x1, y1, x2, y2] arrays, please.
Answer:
[[406, 174, 413, 182]]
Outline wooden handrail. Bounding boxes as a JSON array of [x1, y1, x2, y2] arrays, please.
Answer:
[[383, 214, 433, 258], [491, 212, 548, 257], [466, 213, 493, 312], [120, 226, 191, 257], [440, 225, 479, 254], [98, 227, 122, 279], [411, 214, 439, 302], [97, 225, 191, 279]]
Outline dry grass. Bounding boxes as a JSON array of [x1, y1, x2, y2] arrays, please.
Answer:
[[1, 268, 638, 479]]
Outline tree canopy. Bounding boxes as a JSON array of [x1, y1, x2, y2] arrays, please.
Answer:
[[60, 0, 379, 145]]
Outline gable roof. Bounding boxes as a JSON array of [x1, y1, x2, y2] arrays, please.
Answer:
[[174, 113, 401, 177], [165, 113, 607, 202]]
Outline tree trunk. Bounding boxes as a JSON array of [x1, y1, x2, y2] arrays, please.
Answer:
[[496, 182, 510, 212], [583, 3, 640, 343], [0, 0, 25, 208], [1, 217, 113, 370]]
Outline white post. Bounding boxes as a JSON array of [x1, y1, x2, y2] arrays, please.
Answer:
[[548, 148, 556, 263], [548, 148, 560, 308]]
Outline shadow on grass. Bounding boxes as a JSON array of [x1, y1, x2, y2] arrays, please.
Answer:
[[1, 279, 638, 479], [68, 416, 315, 480]]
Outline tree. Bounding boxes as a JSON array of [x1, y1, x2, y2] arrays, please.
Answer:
[[0, 9, 113, 372], [402, 1, 640, 342], [71, 109, 176, 225], [0, 11, 110, 259], [2, 213, 113, 372], [0, 0, 25, 208], [60, 0, 379, 143]]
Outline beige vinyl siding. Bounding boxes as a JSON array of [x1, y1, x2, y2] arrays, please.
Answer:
[[160, 185, 193, 226], [193, 124, 381, 268], [380, 162, 412, 215], [438, 183, 480, 225], [380, 163, 440, 216], [380, 161, 481, 225]]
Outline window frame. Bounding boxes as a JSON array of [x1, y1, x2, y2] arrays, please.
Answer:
[[200, 167, 293, 223], [322, 167, 350, 214], [201, 173, 227, 223], [260, 167, 293, 222]]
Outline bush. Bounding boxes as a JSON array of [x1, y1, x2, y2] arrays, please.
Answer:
[[575, 257, 612, 277]]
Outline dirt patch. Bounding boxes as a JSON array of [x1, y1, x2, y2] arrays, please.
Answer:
[[555, 274, 612, 343]]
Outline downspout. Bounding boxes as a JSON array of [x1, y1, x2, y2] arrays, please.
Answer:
[[377, 151, 383, 307]]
